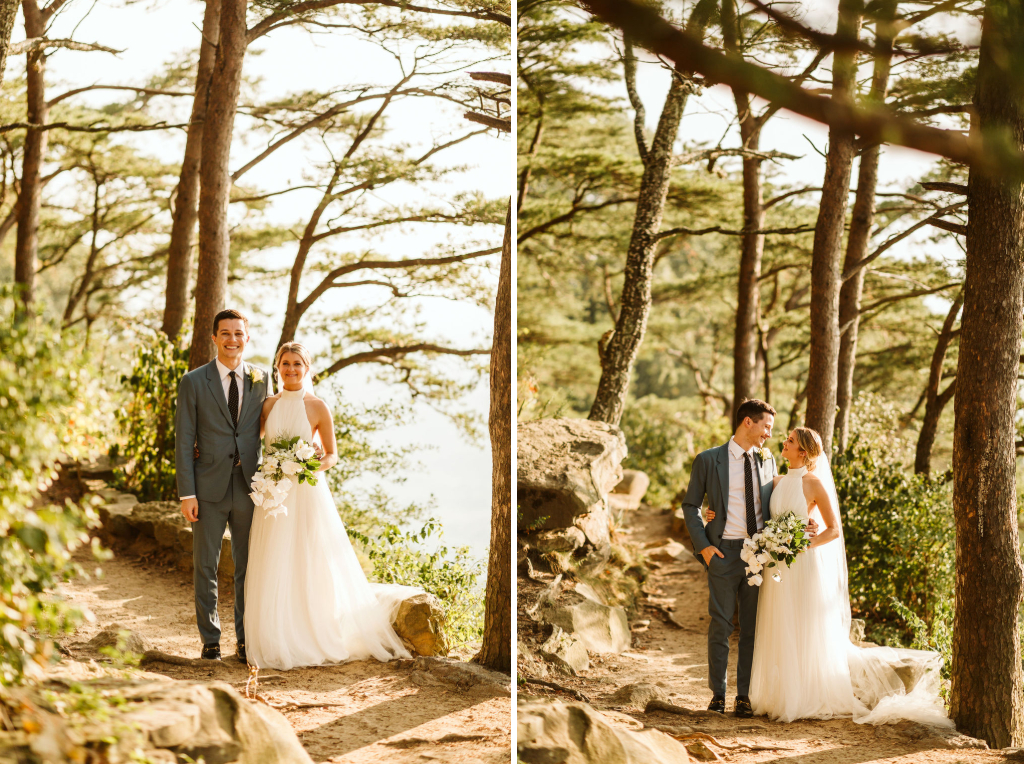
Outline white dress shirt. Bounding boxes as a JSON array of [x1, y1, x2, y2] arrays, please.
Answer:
[[722, 437, 764, 540], [180, 358, 247, 501]]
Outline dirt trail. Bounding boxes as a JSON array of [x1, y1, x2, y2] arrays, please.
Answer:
[[519, 505, 1013, 764], [60, 545, 510, 764]]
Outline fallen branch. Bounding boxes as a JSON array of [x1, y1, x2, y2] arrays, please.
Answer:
[[645, 699, 722, 718], [651, 728, 794, 752], [644, 602, 684, 628], [522, 677, 591, 703]]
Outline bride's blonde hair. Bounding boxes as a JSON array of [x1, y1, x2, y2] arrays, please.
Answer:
[[273, 342, 313, 388], [792, 427, 824, 470]]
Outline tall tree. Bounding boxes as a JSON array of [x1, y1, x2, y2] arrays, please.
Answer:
[[834, 0, 896, 451], [162, 0, 221, 343], [0, 0, 18, 86], [803, 0, 862, 454], [950, 0, 1024, 746], [478, 202, 511, 671], [587, 0, 716, 425], [914, 288, 962, 474], [188, 0, 247, 369]]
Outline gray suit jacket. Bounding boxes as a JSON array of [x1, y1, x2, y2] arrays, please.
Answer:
[[175, 360, 268, 503], [681, 442, 777, 565]]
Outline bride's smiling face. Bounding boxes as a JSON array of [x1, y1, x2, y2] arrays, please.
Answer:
[[277, 352, 308, 388], [780, 431, 806, 465]]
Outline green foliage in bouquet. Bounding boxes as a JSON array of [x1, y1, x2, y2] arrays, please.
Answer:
[[108, 332, 188, 501], [833, 436, 954, 643], [265, 436, 322, 485], [0, 289, 106, 685], [347, 518, 484, 652]]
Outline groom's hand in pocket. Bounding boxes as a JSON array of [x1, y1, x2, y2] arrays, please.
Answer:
[[700, 546, 724, 566], [181, 498, 199, 523]]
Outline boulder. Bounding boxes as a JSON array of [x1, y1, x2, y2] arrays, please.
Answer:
[[536, 589, 630, 654], [574, 508, 611, 555], [88, 625, 149, 655], [608, 470, 650, 512], [531, 527, 586, 554], [538, 627, 590, 675], [850, 618, 866, 643], [392, 592, 447, 657], [518, 695, 691, 763], [646, 540, 686, 563], [606, 682, 668, 710], [518, 419, 627, 531]]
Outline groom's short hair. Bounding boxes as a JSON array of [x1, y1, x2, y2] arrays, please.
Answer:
[[212, 308, 250, 335], [734, 399, 776, 429]]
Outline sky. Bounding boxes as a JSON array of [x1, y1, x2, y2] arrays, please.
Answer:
[[13, 0, 511, 558]]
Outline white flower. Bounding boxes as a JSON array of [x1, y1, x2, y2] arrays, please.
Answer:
[[280, 460, 302, 476], [295, 443, 315, 461], [249, 367, 264, 384], [747, 573, 763, 587], [747, 559, 762, 574], [264, 456, 279, 471], [755, 552, 770, 565]]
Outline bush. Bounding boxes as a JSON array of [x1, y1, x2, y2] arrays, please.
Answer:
[[834, 436, 954, 643], [347, 519, 484, 652], [108, 332, 189, 501], [619, 396, 731, 506], [0, 292, 106, 684]]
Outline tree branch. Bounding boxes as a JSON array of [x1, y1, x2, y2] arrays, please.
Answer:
[[516, 198, 637, 244], [315, 343, 490, 381], [470, 71, 511, 86], [47, 85, 192, 109], [0, 120, 190, 135], [578, 0, 1024, 177], [463, 111, 510, 132], [920, 181, 968, 195], [10, 37, 122, 55], [655, 223, 814, 240]]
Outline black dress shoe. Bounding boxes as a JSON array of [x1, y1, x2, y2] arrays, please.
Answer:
[[734, 696, 754, 718], [708, 695, 726, 714], [236, 642, 247, 664], [201, 643, 221, 660]]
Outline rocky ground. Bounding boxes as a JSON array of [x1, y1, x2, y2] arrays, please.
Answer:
[[57, 542, 510, 764], [518, 503, 1019, 764]]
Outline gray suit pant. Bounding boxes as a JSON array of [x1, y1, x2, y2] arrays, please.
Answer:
[[706, 540, 759, 698], [193, 465, 253, 647]]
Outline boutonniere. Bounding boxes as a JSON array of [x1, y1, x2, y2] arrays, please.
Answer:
[[756, 447, 772, 463], [249, 367, 264, 385]]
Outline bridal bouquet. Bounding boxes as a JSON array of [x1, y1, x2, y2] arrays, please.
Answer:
[[740, 511, 812, 586], [249, 436, 321, 517]]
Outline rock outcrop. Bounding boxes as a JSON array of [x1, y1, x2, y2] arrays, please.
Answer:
[[518, 695, 691, 763], [533, 584, 630, 655], [608, 470, 651, 512]]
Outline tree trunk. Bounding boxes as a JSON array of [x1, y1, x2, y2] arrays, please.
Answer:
[[0, 0, 20, 86], [187, 0, 247, 369], [914, 289, 963, 474], [834, 0, 896, 452], [950, 0, 1024, 745], [804, 0, 861, 454], [478, 202, 511, 672], [163, 0, 222, 343], [588, 0, 715, 425], [722, 0, 765, 421], [14, 0, 47, 310]]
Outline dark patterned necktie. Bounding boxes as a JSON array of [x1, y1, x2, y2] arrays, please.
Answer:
[[228, 371, 239, 428], [744, 452, 757, 537]]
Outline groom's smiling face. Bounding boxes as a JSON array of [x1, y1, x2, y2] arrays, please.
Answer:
[[213, 319, 249, 365], [752, 413, 774, 447]]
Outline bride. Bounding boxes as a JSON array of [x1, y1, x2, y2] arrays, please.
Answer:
[[747, 426, 952, 725], [244, 341, 418, 670]]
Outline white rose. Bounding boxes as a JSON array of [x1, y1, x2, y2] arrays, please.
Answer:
[[748, 573, 763, 587], [281, 460, 302, 476], [295, 443, 315, 461]]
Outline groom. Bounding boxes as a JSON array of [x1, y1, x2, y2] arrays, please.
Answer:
[[679, 399, 815, 718], [175, 309, 268, 662]]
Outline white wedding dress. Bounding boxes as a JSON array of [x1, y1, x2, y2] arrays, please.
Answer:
[[244, 388, 419, 670], [749, 462, 953, 726]]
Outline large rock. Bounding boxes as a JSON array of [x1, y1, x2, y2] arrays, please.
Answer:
[[536, 588, 630, 654], [88, 624, 149, 655], [538, 626, 590, 675], [531, 527, 586, 554], [606, 682, 668, 710], [392, 592, 447, 657], [518, 695, 690, 763], [608, 470, 650, 512], [518, 419, 627, 531]]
